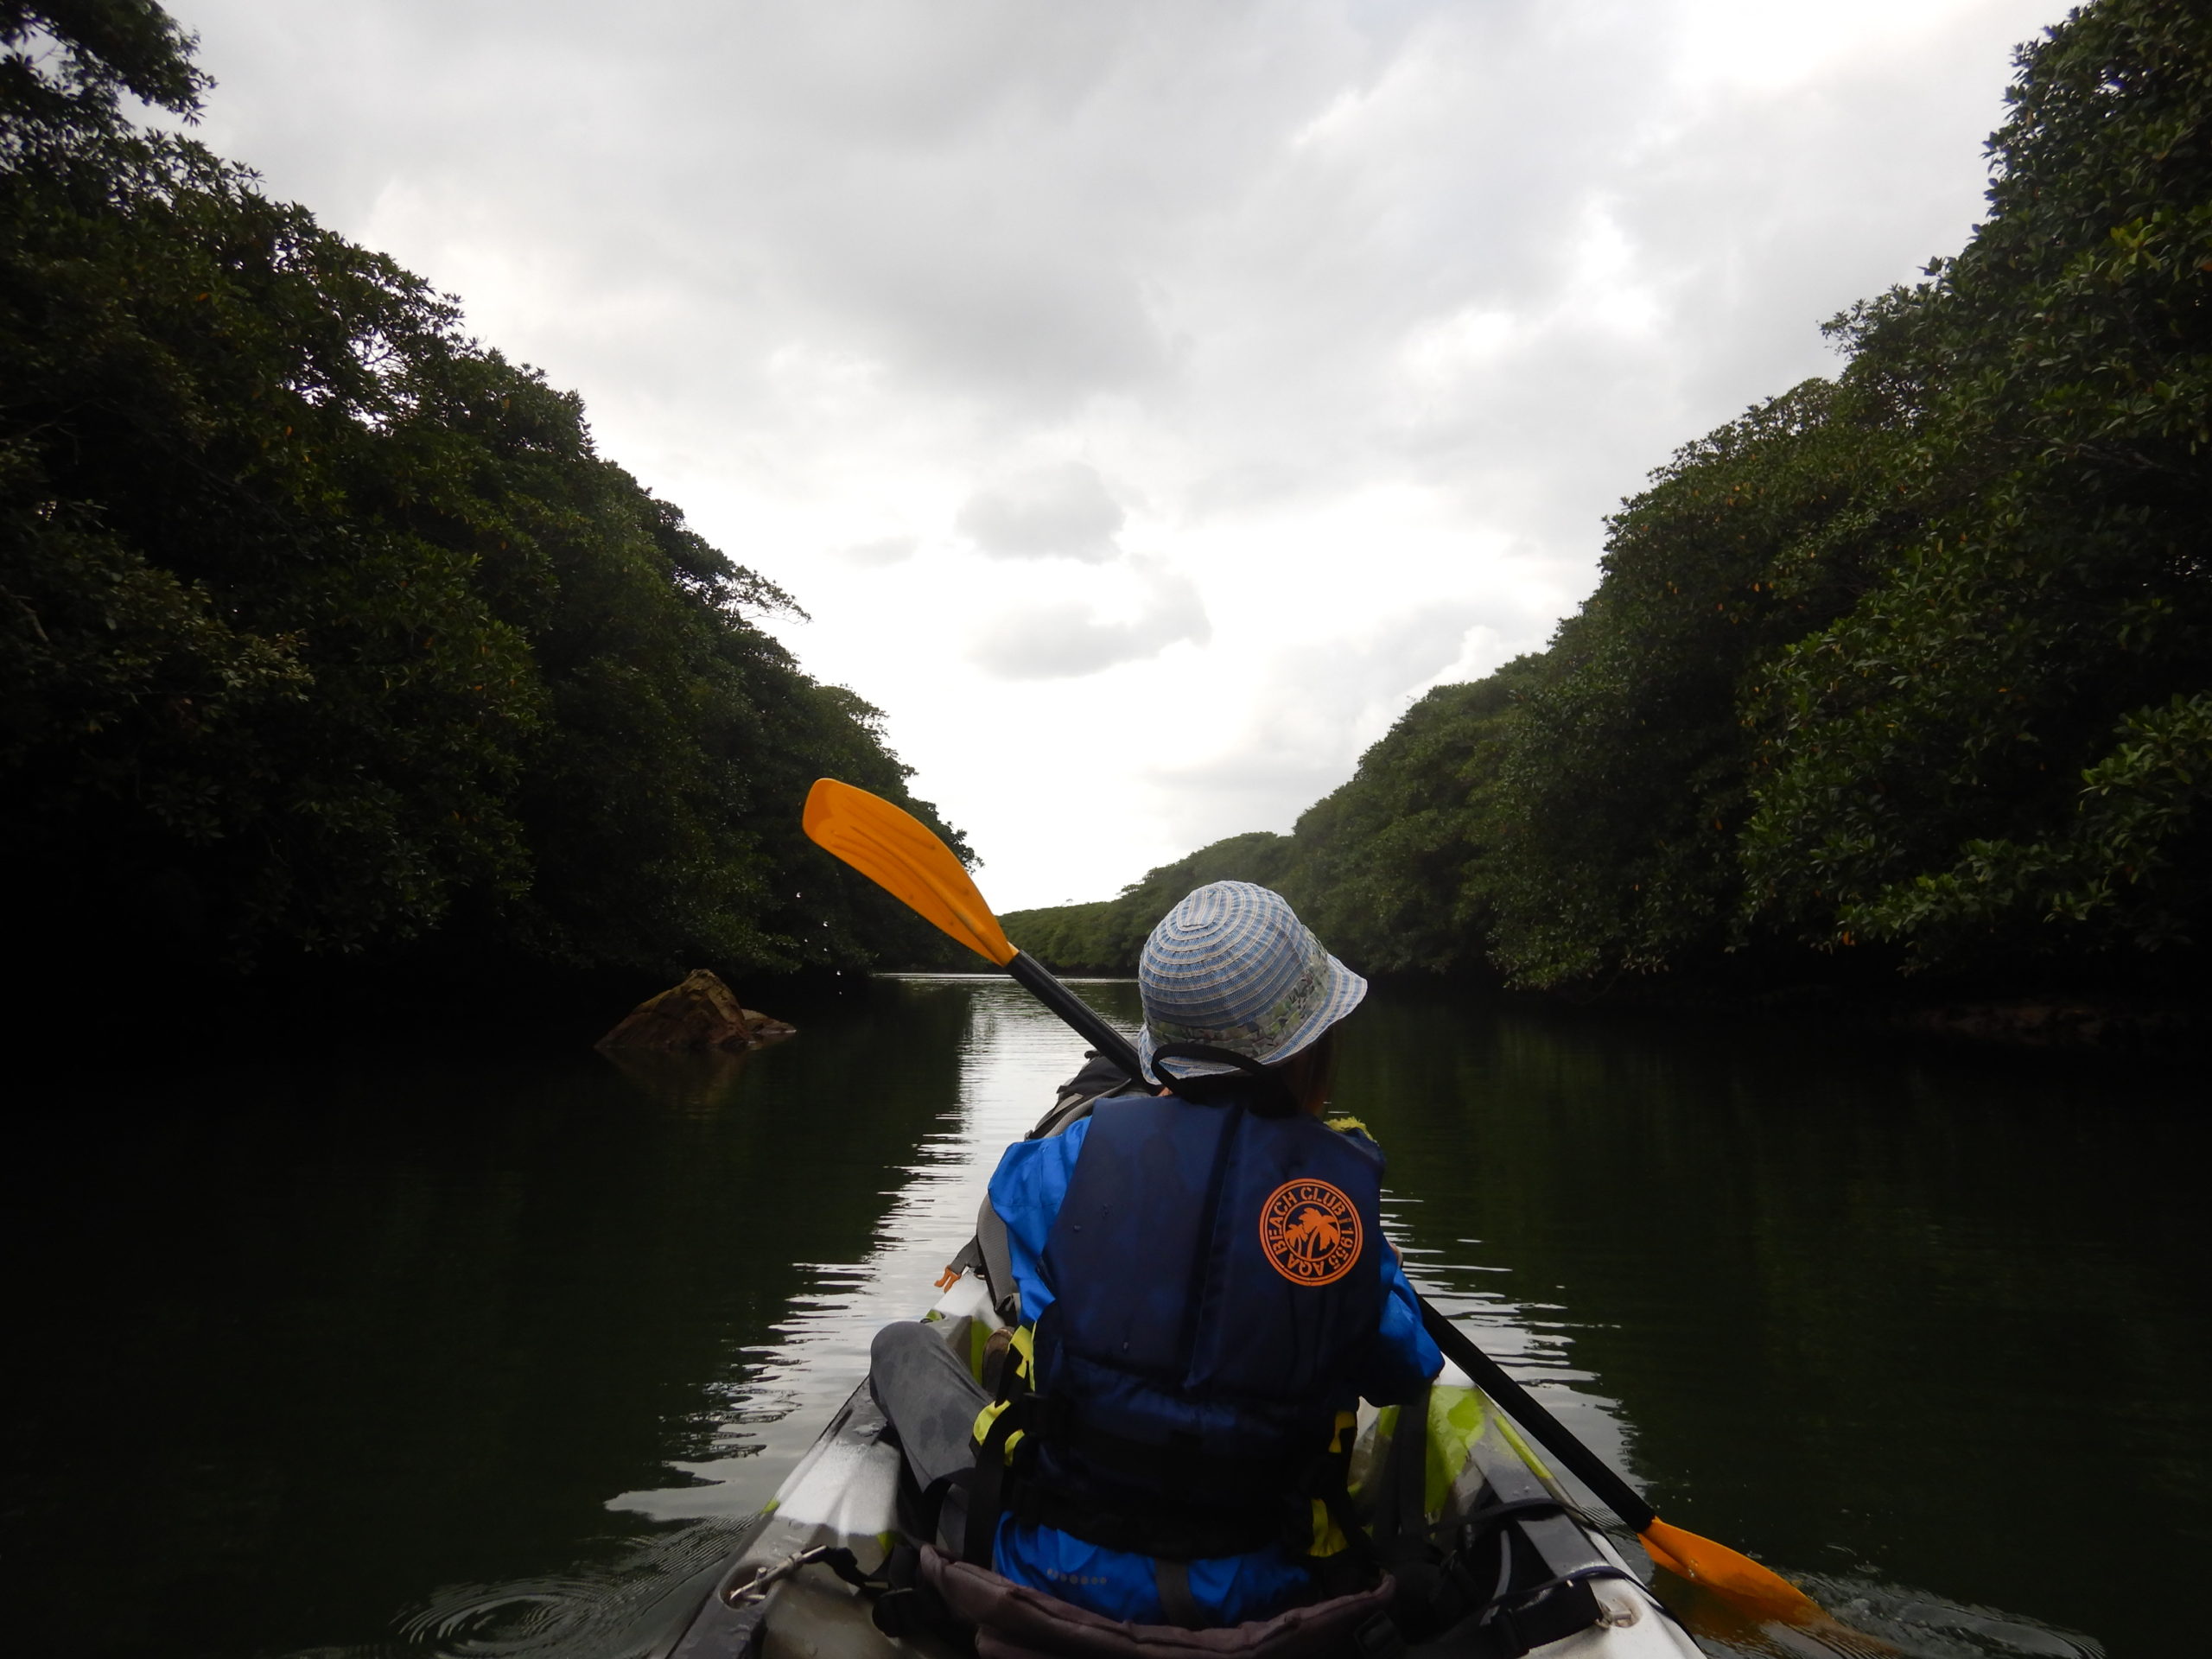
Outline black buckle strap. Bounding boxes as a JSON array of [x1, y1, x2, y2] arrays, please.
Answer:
[[1451, 1497, 1567, 1550], [1370, 1385, 1431, 1553], [1053, 1415, 1295, 1503], [963, 1391, 1029, 1567], [817, 1541, 962, 1642], [1366, 1393, 1627, 1648], [961, 1316, 1045, 1568], [912, 1469, 968, 1554], [1477, 1565, 1633, 1657], [1154, 1559, 1205, 1630], [1352, 1613, 1407, 1659], [1011, 1478, 1294, 1559], [718, 1544, 962, 1647]]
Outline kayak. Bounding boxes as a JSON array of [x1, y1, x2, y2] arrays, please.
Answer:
[[657, 1263, 1700, 1659]]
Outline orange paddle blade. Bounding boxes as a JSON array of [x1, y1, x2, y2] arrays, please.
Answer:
[[1639, 1517, 1821, 1622], [803, 779, 1016, 967]]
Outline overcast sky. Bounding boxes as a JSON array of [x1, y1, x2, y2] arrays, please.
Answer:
[[173, 0, 2062, 911]]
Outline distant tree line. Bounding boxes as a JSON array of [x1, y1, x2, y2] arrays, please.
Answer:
[[1010, 0, 2211, 995], [2, 1, 964, 990]]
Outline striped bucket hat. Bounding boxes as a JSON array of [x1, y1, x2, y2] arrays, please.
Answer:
[[1136, 881, 1367, 1080]]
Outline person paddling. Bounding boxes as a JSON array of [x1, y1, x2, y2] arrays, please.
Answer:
[[870, 880, 1441, 1629]]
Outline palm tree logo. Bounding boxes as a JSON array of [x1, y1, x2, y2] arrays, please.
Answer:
[[1259, 1179, 1362, 1286], [1284, 1206, 1344, 1257]]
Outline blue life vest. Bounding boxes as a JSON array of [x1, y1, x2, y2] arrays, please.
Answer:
[[1020, 1089, 1385, 1556]]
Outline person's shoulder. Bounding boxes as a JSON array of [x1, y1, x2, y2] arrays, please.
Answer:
[[1092, 1090, 1163, 1110], [990, 1119, 1090, 1225], [1000, 1113, 1094, 1169], [1076, 1090, 1178, 1129]]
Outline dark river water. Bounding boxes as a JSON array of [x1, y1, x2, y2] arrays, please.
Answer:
[[5, 977, 2204, 1659]]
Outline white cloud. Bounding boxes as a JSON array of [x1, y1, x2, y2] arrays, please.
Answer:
[[957, 462, 1126, 563], [836, 535, 918, 567], [164, 0, 2068, 907], [968, 560, 1208, 679]]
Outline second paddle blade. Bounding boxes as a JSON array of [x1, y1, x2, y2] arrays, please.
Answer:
[[802, 779, 1017, 967]]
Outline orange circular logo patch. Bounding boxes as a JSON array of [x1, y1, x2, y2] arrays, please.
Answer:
[[1258, 1179, 1362, 1286]]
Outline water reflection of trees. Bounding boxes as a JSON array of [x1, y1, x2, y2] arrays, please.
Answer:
[[1340, 990, 2208, 1656], [5, 982, 967, 1658], [596, 1045, 771, 1115]]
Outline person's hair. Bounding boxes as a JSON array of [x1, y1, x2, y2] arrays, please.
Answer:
[[1255, 1029, 1337, 1120]]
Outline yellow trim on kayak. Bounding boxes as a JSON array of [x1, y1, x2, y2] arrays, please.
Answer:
[[1491, 1409, 1554, 1483], [1426, 1384, 1490, 1513]]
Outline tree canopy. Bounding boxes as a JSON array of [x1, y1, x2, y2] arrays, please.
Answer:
[[2, 1, 964, 987], [1010, 0, 2212, 995]]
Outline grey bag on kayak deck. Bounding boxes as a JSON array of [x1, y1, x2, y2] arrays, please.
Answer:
[[918, 1548, 1397, 1659]]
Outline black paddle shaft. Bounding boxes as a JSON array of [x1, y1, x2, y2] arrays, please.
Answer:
[[1007, 951, 1147, 1079], [997, 946, 1657, 1537]]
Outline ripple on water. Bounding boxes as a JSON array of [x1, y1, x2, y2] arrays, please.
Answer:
[[1669, 1576, 2106, 1659], [353, 1520, 751, 1659], [1828, 1583, 2105, 1659]]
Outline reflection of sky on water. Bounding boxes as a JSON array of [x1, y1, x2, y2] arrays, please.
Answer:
[[1390, 1202, 1637, 1522], [609, 978, 1130, 1522]]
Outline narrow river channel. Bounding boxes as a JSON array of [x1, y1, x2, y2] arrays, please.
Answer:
[[5, 977, 2202, 1659]]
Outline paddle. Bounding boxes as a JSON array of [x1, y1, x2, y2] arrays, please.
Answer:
[[802, 776, 1824, 1624]]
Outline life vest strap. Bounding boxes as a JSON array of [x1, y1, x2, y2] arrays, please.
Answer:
[[987, 1394, 1370, 1565], [963, 1329, 1039, 1567], [1154, 1559, 1205, 1629], [1009, 1477, 1299, 1560], [1043, 1411, 1309, 1504]]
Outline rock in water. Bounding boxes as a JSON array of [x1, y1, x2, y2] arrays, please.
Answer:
[[597, 969, 797, 1052]]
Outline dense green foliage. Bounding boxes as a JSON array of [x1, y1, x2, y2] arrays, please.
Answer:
[[1008, 831, 1297, 975], [2, 3, 963, 982], [1012, 0, 2212, 991]]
